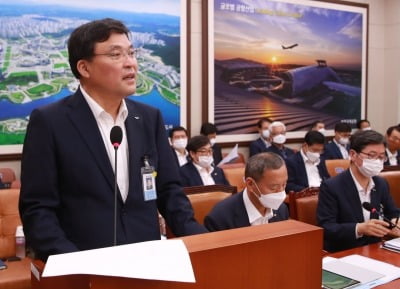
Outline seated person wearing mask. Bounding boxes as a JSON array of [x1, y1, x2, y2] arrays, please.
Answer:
[[384, 125, 400, 166], [322, 122, 352, 160], [266, 121, 294, 160], [286, 131, 329, 193], [169, 126, 189, 167], [204, 152, 289, 231], [200, 122, 223, 165], [249, 117, 273, 157], [179, 135, 229, 187], [310, 120, 326, 135], [357, 119, 371, 131], [317, 130, 400, 252]]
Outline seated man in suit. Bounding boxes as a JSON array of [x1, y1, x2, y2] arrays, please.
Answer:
[[357, 119, 371, 131], [266, 121, 294, 160], [179, 135, 229, 187], [322, 122, 352, 160], [249, 117, 273, 157], [169, 126, 189, 167], [204, 152, 289, 231], [286, 131, 329, 193], [200, 122, 223, 165], [317, 130, 400, 252], [384, 125, 400, 166], [310, 120, 326, 135]]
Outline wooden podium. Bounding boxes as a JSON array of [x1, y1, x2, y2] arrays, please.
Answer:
[[32, 220, 323, 289]]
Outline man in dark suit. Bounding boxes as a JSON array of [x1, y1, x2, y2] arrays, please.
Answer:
[[317, 130, 400, 252], [169, 126, 189, 167], [265, 121, 294, 160], [19, 18, 206, 261], [204, 152, 289, 231], [286, 131, 329, 193], [179, 135, 229, 187], [200, 122, 223, 166], [322, 122, 352, 160], [249, 117, 273, 157], [384, 125, 400, 166]]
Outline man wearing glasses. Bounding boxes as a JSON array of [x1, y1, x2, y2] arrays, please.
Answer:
[[317, 130, 400, 252], [19, 18, 206, 261], [179, 135, 229, 187]]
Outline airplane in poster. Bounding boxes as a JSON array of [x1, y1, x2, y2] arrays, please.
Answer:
[[282, 43, 298, 49]]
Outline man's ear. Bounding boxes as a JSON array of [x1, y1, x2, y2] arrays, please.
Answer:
[[77, 60, 90, 78]]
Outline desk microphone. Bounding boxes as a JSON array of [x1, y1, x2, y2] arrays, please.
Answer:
[[362, 202, 400, 230], [110, 126, 123, 246]]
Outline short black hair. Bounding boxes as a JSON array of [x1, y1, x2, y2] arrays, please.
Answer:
[[304, 131, 325, 146], [310, 120, 324, 130], [350, 130, 384, 153], [169, 126, 187, 138], [356, 119, 370, 129], [257, 117, 273, 129], [186, 135, 210, 153], [245, 152, 285, 182], [68, 18, 130, 79], [200, 122, 218, 135], [334, 122, 352, 133], [386, 125, 400, 136]]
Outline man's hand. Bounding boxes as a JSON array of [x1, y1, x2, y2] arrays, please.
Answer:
[[357, 219, 391, 237]]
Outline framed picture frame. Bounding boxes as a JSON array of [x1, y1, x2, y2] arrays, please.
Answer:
[[203, 0, 369, 144], [0, 0, 190, 159]]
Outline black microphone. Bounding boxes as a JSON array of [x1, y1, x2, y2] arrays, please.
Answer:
[[362, 202, 400, 230], [110, 126, 123, 246]]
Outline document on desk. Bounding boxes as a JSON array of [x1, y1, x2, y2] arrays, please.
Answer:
[[323, 254, 400, 289], [42, 239, 196, 282]]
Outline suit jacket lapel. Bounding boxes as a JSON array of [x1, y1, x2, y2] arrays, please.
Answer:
[[66, 90, 115, 190], [296, 154, 309, 187], [234, 192, 251, 227], [343, 170, 364, 222]]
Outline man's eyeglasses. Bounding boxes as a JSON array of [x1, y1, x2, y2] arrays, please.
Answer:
[[359, 151, 387, 162], [93, 48, 139, 61]]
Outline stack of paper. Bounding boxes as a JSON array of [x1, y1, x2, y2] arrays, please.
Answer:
[[382, 237, 400, 253]]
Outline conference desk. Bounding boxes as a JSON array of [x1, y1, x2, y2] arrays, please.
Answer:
[[329, 242, 400, 289]]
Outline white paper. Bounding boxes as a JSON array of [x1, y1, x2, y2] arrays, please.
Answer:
[[217, 144, 239, 167], [340, 254, 400, 283], [42, 239, 195, 283]]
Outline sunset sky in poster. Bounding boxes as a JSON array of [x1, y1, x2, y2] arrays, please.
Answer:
[[214, 0, 364, 70]]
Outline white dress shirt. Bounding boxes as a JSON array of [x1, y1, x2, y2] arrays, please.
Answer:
[[386, 148, 398, 166], [243, 188, 273, 225], [349, 167, 375, 238], [81, 86, 129, 202], [175, 149, 189, 167], [193, 162, 215, 185], [300, 149, 322, 187]]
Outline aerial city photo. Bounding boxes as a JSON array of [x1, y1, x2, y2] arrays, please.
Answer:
[[0, 0, 183, 146], [211, 0, 366, 136]]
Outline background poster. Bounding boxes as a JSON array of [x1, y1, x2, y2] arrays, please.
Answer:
[[208, 0, 367, 142], [0, 0, 185, 153]]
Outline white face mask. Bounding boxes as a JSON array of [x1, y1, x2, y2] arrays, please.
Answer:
[[172, 138, 187, 150], [358, 158, 384, 177], [318, 128, 326, 135], [338, 137, 349, 145], [362, 127, 371, 131], [262, 129, 270, 139], [273, 134, 286, 144], [306, 151, 320, 163], [209, 138, 216, 147], [252, 182, 286, 210], [198, 155, 214, 168]]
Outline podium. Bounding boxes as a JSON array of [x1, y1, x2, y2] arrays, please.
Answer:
[[32, 220, 323, 289]]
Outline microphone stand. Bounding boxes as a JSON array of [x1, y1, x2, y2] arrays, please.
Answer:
[[113, 145, 118, 246]]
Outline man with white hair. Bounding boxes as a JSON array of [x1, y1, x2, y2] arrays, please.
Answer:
[[266, 121, 294, 160]]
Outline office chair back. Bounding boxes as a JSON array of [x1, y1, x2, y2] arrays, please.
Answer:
[[325, 159, 350, 177], [379, 170, 400, 207], [288, 187, 319, 225]]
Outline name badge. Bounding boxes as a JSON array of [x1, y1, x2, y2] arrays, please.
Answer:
[[141, 156, 157, 201]]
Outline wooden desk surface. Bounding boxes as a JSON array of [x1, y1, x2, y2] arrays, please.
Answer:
[[329, 243, 400, 289]]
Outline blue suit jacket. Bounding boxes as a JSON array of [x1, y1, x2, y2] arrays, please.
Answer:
[[285, 152, 330, 193], [249, 138, 269, 157], [266, 144, 294, 160], [322, 141, 348, 160], [204, 191, 289, 231], [317, 169, 399, 252], [19, 89, 207, 261], [179, 162, 229, 187]]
